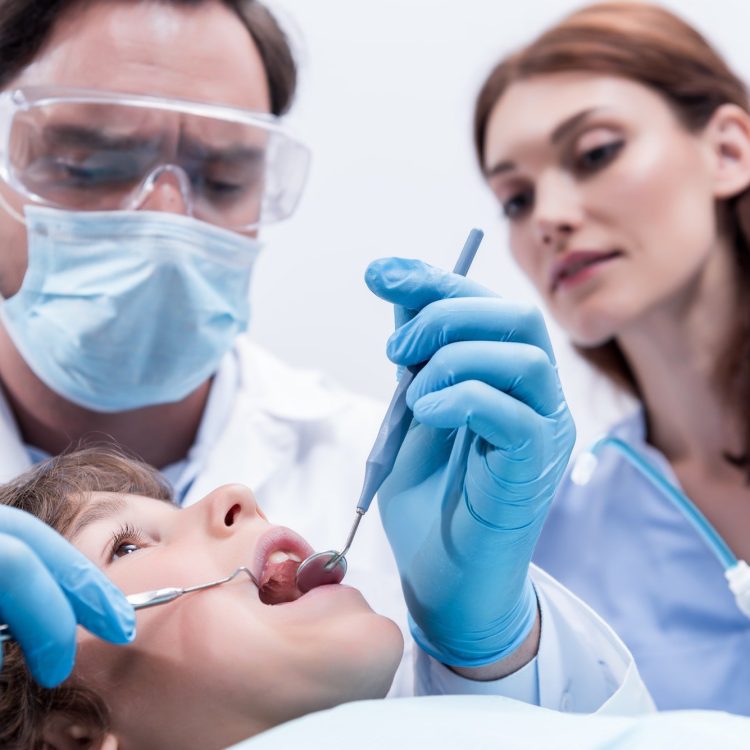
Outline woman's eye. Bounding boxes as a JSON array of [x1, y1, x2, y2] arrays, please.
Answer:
[[502, 189, 533, 220], [575, 140, 624, 173]]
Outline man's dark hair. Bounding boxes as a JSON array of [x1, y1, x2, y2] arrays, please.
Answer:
[[0, 0, 297, 114]]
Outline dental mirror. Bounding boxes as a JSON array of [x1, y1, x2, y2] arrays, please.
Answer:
[[295, 550, 347, 593]]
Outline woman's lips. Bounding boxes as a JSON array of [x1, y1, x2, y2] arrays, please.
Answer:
[[549, 250, 623, 292]]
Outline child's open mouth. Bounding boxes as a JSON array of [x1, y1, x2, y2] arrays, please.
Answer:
[[258, 551, 304, 605]]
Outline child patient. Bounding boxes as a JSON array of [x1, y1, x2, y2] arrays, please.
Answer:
[[0, 448, 403, 750]]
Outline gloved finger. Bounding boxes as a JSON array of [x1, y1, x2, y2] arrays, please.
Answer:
[[0, 533, 77, 686], [394, 301, 416, 329], [0, 507, 135, 645], [412, 379, 552, 464], [388, 297, 557, 367], [365, 257, 495, 311], [407, 341, 562, 417], [393, 305, 415, 381]]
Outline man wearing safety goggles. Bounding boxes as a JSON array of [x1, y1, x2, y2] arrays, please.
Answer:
[[0, 1, 651, 745], [0, 86, 309, 410]]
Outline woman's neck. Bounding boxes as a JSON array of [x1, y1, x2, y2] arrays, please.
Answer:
[[617, 242, 743, 476]]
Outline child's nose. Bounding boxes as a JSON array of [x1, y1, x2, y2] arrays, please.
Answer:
[[197, 483, 266, 539]]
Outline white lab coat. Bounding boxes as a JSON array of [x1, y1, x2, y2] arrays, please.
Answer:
[[0, 336, 652, 711]]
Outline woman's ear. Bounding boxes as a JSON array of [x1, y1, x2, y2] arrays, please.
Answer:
[[41, 713, 118, 750], [702, 103, 750, 198]]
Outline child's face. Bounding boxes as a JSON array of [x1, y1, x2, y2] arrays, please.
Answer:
[[69, 485, 403, 750]]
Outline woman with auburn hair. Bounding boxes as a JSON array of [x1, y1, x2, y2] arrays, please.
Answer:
[[474, 1, 750, 713]]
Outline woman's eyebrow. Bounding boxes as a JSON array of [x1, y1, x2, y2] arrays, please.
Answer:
[[484, 107, 603, 178], [549, 107, 601, 145], [69, 495, 128, 542]]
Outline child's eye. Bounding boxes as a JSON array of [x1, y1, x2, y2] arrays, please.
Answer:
[[114, 542, 141, 559], [109, 523, 147, 561]]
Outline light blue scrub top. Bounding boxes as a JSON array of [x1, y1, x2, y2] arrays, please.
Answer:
[[534, 410, 750, 714]]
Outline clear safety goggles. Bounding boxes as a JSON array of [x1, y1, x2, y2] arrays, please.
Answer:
[[0, 87, 311, 231]]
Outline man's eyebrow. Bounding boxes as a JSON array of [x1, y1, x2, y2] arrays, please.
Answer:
[[69, 495, 128, 541], [484, 107, 602, 179]]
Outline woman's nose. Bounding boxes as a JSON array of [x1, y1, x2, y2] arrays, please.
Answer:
[[532, 172, 582, 251], [197, 484, 267, 539]]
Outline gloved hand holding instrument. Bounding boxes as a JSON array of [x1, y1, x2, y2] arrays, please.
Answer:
[[365, 245, 576, 668]]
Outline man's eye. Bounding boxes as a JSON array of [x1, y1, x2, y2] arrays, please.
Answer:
[[502, 189, 533, 220], [575, 140, 624, 173]]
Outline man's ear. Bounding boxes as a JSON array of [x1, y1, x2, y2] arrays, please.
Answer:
[[702, 103, 750, 199], [40, 713, 118, 750]]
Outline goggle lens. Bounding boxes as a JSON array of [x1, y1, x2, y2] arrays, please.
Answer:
[[4, 95, 308, 229]]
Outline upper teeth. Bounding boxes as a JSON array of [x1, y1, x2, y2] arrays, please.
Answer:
[[268, 550, 302, 564]]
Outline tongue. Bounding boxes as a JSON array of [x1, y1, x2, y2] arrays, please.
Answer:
[[259, 559, 303, 605]]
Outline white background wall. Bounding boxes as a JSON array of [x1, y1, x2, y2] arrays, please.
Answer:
[[250, 0, 749, 448]]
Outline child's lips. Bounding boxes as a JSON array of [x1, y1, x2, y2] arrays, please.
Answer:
[[253, 527, 315, 605]]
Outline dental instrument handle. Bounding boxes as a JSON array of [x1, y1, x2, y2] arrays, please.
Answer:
[[0, 597, 180, 645], [0, 568, 261, 645], [325, 229, 484, 573], [127, 587, 185, 610], [355, 227, 484, 516], [127, 568, 260, 610], [321, 230, 486, 578]]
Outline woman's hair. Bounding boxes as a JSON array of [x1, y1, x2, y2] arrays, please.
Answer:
[[0, 0, 297, 115], [0, 447, 173, 750], [474, 2, 750, 469]]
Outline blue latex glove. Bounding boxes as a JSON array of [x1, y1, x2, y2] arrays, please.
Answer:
[[366, 257, 576, 668], [0, 506, 135, 687]]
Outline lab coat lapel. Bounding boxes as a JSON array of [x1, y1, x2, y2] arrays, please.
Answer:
[[185, 390, 299, 503], [182, 338, 344, 505]]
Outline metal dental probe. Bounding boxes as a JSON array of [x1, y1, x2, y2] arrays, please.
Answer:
[[123, 565, 260, 609], [295, 228, 485, 594], [0, 566, 259, 644]]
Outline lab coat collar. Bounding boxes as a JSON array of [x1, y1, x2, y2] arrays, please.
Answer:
[[236, 337, 349, 423], [181, 337, 352, 505], [0, 336, 350, 497]]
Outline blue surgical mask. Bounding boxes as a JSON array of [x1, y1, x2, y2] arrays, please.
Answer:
[[1, 206, 261, 412]]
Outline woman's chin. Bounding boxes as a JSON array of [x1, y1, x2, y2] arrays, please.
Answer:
[[563, 313, 622, 348]]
